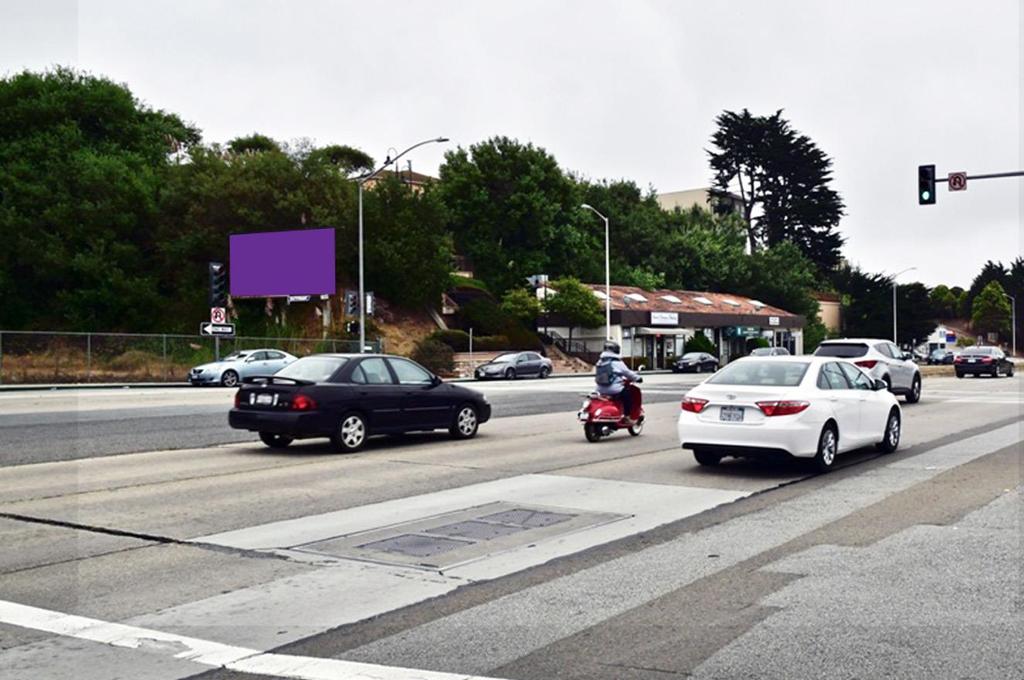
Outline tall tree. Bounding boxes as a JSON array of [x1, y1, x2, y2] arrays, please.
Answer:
[[895, 282, 936, 346], [831, 265, 893, 339], [544, 277, 604, 345], [708, 109, 845, 274], [439, 137, 579, 294], [0, 68, 198, 330], [971, 280, 1011, 339]]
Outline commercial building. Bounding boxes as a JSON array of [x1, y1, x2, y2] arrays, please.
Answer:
[[540, 283, 805, 369]]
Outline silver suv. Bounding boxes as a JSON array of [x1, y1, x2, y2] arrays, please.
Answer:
[[813, 338, 921, 403]]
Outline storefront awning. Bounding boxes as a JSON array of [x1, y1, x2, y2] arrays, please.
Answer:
[[634, 327, 690, 336]]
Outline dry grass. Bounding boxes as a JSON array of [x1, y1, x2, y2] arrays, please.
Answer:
[[0, 349, 193, 384]]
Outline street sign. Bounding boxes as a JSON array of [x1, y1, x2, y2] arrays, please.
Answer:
[[286, 295, 311, 303], [210, 307, 227, 324], [200, 322, 236, 337], [768, 316, 781, 326], [948, 172, 967, 191]]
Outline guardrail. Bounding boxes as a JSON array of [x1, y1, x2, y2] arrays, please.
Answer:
[[0, 330, 383, 385]]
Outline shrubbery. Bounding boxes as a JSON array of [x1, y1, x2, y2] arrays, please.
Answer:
[[411, 337, 454, 375], [685, 333, 718, 355]]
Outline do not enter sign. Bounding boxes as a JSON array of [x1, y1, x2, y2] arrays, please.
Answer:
[[948, 172, 967, 191]]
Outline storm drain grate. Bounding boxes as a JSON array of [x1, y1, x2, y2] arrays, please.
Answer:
[[479, 508, 576, 529], [424, 520, 527, 541], [357, 533, 473, 558]]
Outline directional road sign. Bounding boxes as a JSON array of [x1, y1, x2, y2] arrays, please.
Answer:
[[200, 322, 236, 337]]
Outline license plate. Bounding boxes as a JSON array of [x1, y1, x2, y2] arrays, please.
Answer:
[[968, 358, 977, 363], [720, 406, 744, 422], [256, 393, 274, 406]]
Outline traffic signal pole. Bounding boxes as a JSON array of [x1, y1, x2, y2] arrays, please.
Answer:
[[936, 170, 1024, 182], [919, 165, 1024, 204]]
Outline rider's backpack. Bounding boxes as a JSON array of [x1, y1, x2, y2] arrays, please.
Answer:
[[595, 357, 615, 386]]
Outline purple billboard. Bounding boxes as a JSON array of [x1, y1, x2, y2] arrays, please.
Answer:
[[229, 228, 336, 297]]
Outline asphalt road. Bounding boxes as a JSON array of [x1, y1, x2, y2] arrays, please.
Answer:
[[0, 373, 1020, 680], [0, 373, 704, 466]]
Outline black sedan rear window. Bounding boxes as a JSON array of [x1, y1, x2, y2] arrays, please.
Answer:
[[275, 356, 348, 382], [814, 343, 868, 358], [961, 346, 994, 355]]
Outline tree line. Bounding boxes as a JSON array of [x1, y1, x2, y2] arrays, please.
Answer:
[[1, 68, 1014, 351]]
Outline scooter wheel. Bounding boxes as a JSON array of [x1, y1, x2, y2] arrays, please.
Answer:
[[628, 421, 643, 436], [584, 423, 602, 442]]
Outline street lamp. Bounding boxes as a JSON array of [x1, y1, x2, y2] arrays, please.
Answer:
[[891, 267, 917, 344], [356, 137, 448, 352], [1003, 292, 1016, 357], [580, 204, 611, 340]]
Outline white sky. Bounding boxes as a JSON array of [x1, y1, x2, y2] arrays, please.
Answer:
[[2, 0, 1021, 288]]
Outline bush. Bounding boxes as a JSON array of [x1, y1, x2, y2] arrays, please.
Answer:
[[411, 337, 454, 376], [685, 333, 718, 355], [107, 350, 160, 372], [432, 329, 471, 351]]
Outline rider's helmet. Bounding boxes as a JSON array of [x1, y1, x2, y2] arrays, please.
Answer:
[[603, 340, 621, 354]]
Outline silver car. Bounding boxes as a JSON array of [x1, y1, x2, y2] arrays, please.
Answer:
[[189, 349, 297, 387], [813, 338, 921, 403]]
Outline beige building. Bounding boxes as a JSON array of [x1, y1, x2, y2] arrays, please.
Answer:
[[813, 291, 842, 333], [656, 187, 744, 215]]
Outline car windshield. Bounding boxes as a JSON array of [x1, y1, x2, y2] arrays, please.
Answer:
[[707, 360, 810, 386], [681, 353, 702, 360], [814, 343, 868, 358], [962, 347, 993, 355], [275, 356, 348, 382], [749, 348, 771, 356], [221, 352, 249, 361], [491, 353, 519, 363]]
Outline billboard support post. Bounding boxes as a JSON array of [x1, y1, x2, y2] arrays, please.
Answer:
[[215, 336, 220, 362]]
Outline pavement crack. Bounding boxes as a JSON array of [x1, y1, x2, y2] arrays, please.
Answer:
[[596, 661, 689, 676]]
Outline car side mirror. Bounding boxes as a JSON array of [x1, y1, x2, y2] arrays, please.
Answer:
[[873, 379, 888, 391], [901, 352, 913, 361], [430, 375, 443, 387]]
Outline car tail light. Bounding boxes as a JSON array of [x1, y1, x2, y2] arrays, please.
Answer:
[[290, 394, 317, 411], [953, 355, 964, 363], [980, 357, 993, 363], [854, 360, 877, 369], [681, 396, 709, 413], [234, 390, 242, 408], [756, 400, 810, 417]]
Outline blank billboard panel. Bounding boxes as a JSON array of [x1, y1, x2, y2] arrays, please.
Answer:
[[229, 228, 336, 297]]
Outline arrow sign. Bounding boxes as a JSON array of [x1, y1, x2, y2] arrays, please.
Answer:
[[200, 322, 236, 337]]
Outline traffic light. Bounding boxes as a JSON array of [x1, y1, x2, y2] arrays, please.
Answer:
[[208, 262, 228, 307], [344, 290, 358, 316], [918, 164, 936, 205]]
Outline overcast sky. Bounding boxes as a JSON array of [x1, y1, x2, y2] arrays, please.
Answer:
[[2, 0, 1021, 288]]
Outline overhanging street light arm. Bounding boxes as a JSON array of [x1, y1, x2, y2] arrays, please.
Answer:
[[357, 137, 450, 184]]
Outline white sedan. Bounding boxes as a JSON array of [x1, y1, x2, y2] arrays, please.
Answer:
[[677, 356, 901, 472]]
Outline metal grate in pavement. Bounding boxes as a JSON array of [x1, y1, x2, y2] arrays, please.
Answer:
[[424, 519, 526, 541], [357, 534, 473, 558], [478, 508, 576, 529]]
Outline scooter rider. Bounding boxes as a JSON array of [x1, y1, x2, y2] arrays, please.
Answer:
[[594, 340, 641, 422]]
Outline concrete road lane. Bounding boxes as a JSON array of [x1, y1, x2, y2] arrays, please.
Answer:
[[0, 374, 1019, 680]]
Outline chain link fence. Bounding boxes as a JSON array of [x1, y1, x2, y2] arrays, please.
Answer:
[[0, 331, 383, 385]]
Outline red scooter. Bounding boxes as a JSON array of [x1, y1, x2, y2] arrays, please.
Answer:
[[578, 379, 644, 442]]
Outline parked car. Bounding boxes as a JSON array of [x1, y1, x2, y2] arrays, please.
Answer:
[[813, 338, 921, 403], [474, 351, 552, 380], [749, 347, 791, 357], [672, 352, 719, 373], [190, 349, 297, 387], [678, 356, 901, 472], [927, 348, 956, 365], [954, 346, 1015, 378], [229, 353, 491, 451]]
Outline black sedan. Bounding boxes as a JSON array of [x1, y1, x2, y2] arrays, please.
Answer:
[[229, 354, 491, 452], [474, 351, 552, 380], [927, 348, 957, 365], [954, 346, 1015, 378], [671, 352, 719, 373]]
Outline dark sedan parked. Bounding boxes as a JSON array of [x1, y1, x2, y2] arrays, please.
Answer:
[[229, 354, 491, 452], [474, 351, 552, 380], [954, 346, 1015, 378], [927, 348, 957, 365], [671, 352, 719, 373]]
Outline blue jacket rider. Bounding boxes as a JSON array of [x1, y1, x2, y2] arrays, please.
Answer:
[[595, 341, 640, 421]]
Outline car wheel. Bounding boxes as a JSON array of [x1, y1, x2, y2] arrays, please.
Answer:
[[221, 370, 239, 387], [813, 424, 839, 473], [259, 432, 293, 449], [505, 368, 516, 380], [584, 423, 602, 442], [449, 404, 479, 439], [905, 375, 921, 403], [693, 449, 722, 466], [876, 409, 901, 454], [1009, 365, 1015, 377], [882, 375, 892, 392], [539, 366, 551, 379], [331, 412, 367, 452], [956, 372, 964, 379]]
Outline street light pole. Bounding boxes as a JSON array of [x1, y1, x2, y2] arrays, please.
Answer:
[[580, 204, 611, 340], [1003, 293, 1016, 357], [891, 267, 917, 344], [355, 136, 449, 352]]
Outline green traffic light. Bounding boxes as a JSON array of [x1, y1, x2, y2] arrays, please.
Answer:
[[921, 191, 930, 201]]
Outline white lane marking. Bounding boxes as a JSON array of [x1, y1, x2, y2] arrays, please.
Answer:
[[0, 600, 503, 680]]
